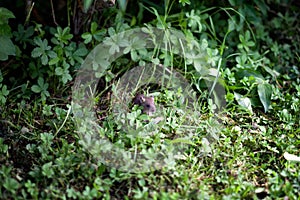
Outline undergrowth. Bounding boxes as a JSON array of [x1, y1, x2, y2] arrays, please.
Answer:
[[0, 0, 299, 199]]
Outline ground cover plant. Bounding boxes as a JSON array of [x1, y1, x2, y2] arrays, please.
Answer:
[[0, 0, 299, 199]]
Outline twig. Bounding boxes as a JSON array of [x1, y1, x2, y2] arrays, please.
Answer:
[[50, 0, 58, 26]]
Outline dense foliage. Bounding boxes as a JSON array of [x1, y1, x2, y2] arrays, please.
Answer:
[[0, 0, 299, 199]]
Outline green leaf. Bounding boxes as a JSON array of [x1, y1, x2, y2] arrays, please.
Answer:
[[93, 29, 106, 41], [73, 47, 88, 57], [0, 84, 9, 104], [41, 54, 48, 65], [257, 83, 272, 112], [41, 83, 49, 91], [0, 7, 15, 24], [31, 85, 41, 93], [1, 85, 9, 96], [234, 92, 253, 114], [82, 33, 92, 44], [55, 27, 73, 44], [62, 27, 73, 40], [245, 30, 251, 40], [0, 23, 13, 36], [31, 47, 42, 58], [179, 0, 191, 6], [130, 50, 138, 61], [262, 65, 280, 79], [42, 162, 54, 178], [55, 67, 64, 76], [49, 57, 60, 65], [90, 22, 98, 32], [33, 37, 43, 47], [83, 0, 93, 13], [3, 177, 19, 193], [247, 41, 255, 47], [0, 36, 16, 60], [47, 50, 57, 58], [38, 77, 46, 88], [25, 180, 38, 197], [235, 69, 265, 80], [228, 18, 235, 32], [40, 132, 54, 144], [43, 90, 50, 97], [0, 138, 8, 153], [13, 25, 34, 48], [62, 73, 72, 84], [0, 52, 6, 61]]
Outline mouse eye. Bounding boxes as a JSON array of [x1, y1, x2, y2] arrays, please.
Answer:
[[146, 104, 150, 108]]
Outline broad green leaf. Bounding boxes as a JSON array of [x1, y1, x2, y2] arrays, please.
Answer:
[[0, 96, 5, 104], [55, 67, 64, 76], [239, 34, 244, 43], [31, 47, 42, 58], [49, 57, 60, 65], [61, 27, 73, 40], [47, 51, 57, 58], [31, 85, 41, 93], [82, 33, 92, 44], [33, 37, 43, 47], [247, 41, 255, 47], [130, 50, 138, 61], [245, 30, 251, 40], [90, 22, 98, 32], [118, 0, 127, 12], [41, 54, 48, 65], [0, 7, 15, 24], [3, 177, 19, 193], [83, 0, 93, 13], [0, 52, 6, 61], [234, 92, 253, 114], [235, 69, 264, 80], [37, 77, 45, 87], [257, 83, 272, 112], [253, 0, 269, 16], [93, 29, 106, 41], [43, 90, 50, 97], [0, 36, 16, 60], [62, 73, 72, 84], [0, 24, 12, 36], [228, 0, 237, 6], [74, 47, 88, 57], [228, 18, 235, 32], [1, 85, 9, 96]]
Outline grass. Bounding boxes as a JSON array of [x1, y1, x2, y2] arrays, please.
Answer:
[[1, 73, 299, 199], [0, 0, 300, 199]]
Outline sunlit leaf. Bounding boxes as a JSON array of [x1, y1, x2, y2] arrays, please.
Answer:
[[234, 92, 253, 114], [284, 152, 300, 162], [257, 83, 272, 112]]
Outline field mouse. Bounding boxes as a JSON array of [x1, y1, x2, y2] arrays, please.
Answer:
[[133, 94, 156, 115]]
